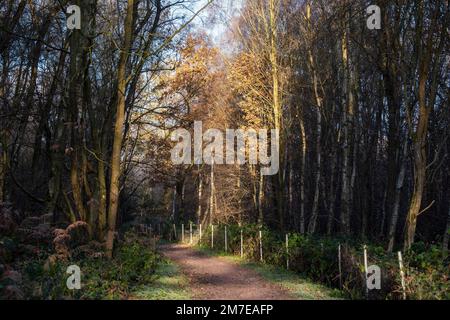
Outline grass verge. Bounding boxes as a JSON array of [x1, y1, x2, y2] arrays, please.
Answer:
[[131, 258, 191, 300]]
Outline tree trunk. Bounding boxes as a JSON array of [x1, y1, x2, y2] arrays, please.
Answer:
[[237, 166, 242, 224], [172, 187, 177, 222], [299, 116, 306, 234], [404, 0, 443, 251], [68, 10, 86, 222], [258, 173, 264, 224], [106, 0, 134, 258], [269, 0, 284, 230], [306, 3, 322, 235], [308, 109, 321, 234], [404, 93, 429, 250], [197, 168, 202, 225], [209, 161, 215, 225], [340, 17, 354, 236], [288, 157, 293, 227], [443, 205, 450, 257], [326, 148, 337, 235], [0, 146, 5, 202], [387, 139, 408, 252], [97, 153, 107, 239]]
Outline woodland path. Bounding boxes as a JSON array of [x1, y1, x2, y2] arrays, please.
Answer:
[[159, 244, 295, 300]]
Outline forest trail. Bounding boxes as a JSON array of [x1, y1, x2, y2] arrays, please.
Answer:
[[160, 244, 295, 300]]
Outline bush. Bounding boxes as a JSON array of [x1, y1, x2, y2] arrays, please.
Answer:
[[404, 243, 449, 300], [19, 236, 159, 300]]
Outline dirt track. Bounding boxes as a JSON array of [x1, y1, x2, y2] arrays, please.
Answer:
[[160, 244, 294, 300]]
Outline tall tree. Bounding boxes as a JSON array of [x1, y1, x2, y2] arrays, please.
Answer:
[[106, 0, 135, 258]]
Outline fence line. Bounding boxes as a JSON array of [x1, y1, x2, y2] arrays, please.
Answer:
[[167, 223, 414, 300]]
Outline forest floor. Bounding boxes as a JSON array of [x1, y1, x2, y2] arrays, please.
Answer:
[[157, 244, 342, 300]]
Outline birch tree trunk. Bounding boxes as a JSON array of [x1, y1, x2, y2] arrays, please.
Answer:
[[209, 161, 215, 225], [197, 168, 203, 225], [250, 164, 258, 215], [258, 173, 264, 224], [237, 166, 242, 224]]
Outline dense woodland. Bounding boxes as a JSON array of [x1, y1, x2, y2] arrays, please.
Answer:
[[0, 0, 449, 300]]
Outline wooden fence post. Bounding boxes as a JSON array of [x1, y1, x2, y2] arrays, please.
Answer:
[[363, 245, 369, 299], [182, 224, 185, 243], [398, 251, 407, 300], [190, 223, 193, 245]]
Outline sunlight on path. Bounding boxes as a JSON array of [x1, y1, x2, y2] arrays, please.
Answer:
[[159, 244, 342, 300], [161, 244, 294, 300]]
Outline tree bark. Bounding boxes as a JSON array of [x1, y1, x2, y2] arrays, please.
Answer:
[[197, 168, 203, 225], [387, 139, 408, 252], [305, 3, 322, 235], [404, 73, 429, 250], [209, 161, 215, 225], [443, 205, 450, 257], [299, 117, 307, 234], [106, 0, 135, 258], [269, 0, 284, 230], [404, 0, 444, 250], [0, 145, 5, 202], [258, 173, 264, 225], [340, 16, 354, 236]]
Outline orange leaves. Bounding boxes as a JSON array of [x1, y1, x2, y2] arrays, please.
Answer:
[[227, 52, 272, 129]]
